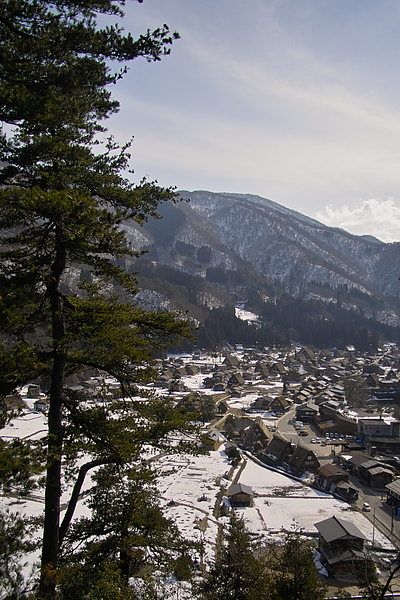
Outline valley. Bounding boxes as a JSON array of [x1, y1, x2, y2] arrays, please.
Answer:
[[4, 341, 400, 595]]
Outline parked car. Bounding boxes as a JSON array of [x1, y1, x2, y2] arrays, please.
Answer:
[[363, 502, 371, 512]]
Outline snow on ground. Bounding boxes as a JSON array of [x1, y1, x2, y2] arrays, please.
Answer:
[[235, 308, 259, 322], [227, 392, 259, 411], [2, 409, 392, 558], [156, 448, 234, 565], [1, 411, 48, 441], [239, 459, 316, 497], [236, 458, 393, 549], [156, 447, 394, 556], [179, 373, 209, 391]]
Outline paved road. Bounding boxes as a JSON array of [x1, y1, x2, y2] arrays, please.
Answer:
[[348, 477, 400, 548], [276, 409, 334, 458]]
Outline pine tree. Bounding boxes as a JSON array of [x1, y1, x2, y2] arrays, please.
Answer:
[[0, 1, 194, 597], [0, 510, 39, 600], [58, 464, 199, 599], [270, 531, 327, 600], [198, 512, 271, 600]]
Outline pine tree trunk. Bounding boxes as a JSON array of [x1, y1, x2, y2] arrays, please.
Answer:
[[40, 366, 64, 598], [39, 232, 67, 599]]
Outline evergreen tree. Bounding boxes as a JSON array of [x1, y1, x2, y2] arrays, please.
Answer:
[[0, 510, 39, 600], [198, 512, 270, 600], [270, 531, 327, 600], [0, 1, 194, 597], [58, 464, 199, 599]]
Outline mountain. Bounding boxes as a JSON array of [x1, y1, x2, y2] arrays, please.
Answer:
[[121, 190, 400, 349]]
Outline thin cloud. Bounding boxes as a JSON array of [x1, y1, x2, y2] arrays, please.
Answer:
[[316, 198, 400, 243], [111, 0, 400, 238]]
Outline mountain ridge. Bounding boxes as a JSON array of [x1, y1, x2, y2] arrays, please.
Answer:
[[123, 190, 400, 348]]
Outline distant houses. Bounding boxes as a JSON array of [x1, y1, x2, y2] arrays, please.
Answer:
[[0, 394, 25, 412]]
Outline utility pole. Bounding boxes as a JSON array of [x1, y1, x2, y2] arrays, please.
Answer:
[[372, 507, 376, 547]]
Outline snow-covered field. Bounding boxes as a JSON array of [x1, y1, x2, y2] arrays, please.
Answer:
[[156, 446, 392, 556]]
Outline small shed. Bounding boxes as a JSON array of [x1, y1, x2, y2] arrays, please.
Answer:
[[335, 481, 359, 502], [228, 483, 254, 507]]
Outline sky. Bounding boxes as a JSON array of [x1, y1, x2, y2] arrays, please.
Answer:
[[105, 0, 400, 242]]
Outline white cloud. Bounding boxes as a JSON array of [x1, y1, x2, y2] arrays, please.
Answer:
[[316, 198, 400, 243]]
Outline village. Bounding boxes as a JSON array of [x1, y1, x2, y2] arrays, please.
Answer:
[[3, 340, 400, 594], [152, 341, 400, 590]]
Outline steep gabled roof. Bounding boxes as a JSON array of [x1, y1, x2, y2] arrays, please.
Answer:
[[317, 463, 347, 478], [315, 515, 366, 543], [228, 483, 253, 497]]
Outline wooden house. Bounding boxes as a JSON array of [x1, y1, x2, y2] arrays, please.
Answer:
[[261, 434, 293, 468], [298, 346, 316, 361], [315, 516, 367, 577], [223, 441, 241, 461], [358, 416, 400, 441], [213, 382, 226, 392], [34, 398, 49, 413], [223, 355, 240, 369], [228, 483, 254, 507], [363, 372, 380, 388], [268, 396, 290, 415], [362, 460, 395, 489], [228, 373, 245, 387], [27, 384, 41, 399], [251, 395, 274, 411], [0, 394, 25, 411], [317, 463, 349, 493], [338, 451, 373, 478], [288, 444, 320, 476], [386, 479, 400, 510], [215, 399, 230, 416], [213, 414, 252, 437], [254, 361, 269, 380], [240, 417, 271, 451], [334, 480, 359, 502], [269, 362, 287, 378], [295, 402, 319, 424], [185, 365, 199, 376]]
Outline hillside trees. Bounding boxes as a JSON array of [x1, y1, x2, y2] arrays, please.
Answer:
[[0, 1, 196, 597], [342, 375, 371, 408]]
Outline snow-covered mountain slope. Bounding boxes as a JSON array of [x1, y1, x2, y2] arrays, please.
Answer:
[[126, 190, 400, 324]]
